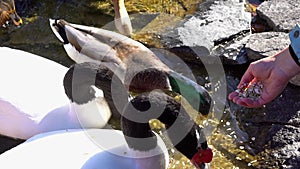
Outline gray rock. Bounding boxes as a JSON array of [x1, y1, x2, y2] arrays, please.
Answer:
[[257, 0, 300, 32], [161, 0, 252, 64], [227, 82, 300, 168], [254, 123, 300, 168], [245, 31, 300, 86], [245, 31, 290, 60], [176, 0, 251, 49], [225, 0, 300, 166]]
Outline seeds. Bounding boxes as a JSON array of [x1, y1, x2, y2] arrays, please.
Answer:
[[235, 81, 263, 100]]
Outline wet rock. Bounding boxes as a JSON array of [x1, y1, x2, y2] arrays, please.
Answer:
[[161, 0, 251, 65], [8, 17, 58, 45], [226, 37, 300, 167], [232, 9, 300, 158], [219, 32, 250, 65], [3, 16, 73, 67], [229, 82, 300, 168], [251, 112, 300, 168], [244, 31, 300, 86], [176, 0, 250, 49], [245, 31, 289, 61], [256, 0, 300, 32], [2, 0, 115, 67]]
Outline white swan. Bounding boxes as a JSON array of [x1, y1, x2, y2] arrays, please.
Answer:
[[0, 129, 169, 169], [0, 47, 111, 140], [0, 87, 213, 169]]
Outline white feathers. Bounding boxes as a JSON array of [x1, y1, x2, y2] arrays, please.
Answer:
[[0, 129, 169, 169], [0, 47, 111, 139]]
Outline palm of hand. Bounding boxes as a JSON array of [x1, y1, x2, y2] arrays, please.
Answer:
[[229, 61, 289, 108]]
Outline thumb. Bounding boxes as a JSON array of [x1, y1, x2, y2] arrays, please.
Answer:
[[238, 68, 255, 88]]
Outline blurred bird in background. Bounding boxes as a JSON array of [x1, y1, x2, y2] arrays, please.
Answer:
[[0, 0, 22, 27]]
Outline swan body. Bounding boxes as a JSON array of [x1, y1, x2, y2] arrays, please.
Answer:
[[0, 129, 169, 169], [0, 47, 111, 139], [0, 66, 213, 168]]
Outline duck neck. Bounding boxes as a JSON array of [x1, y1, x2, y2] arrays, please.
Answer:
[[63, 62, 99, 105], [121, 98, 157, 151], [94, 64, 129, 120], [153, 92, 208, 160], [121, 91, 208, 155], [154, 92, 212, 168], [121, 90, 212, 169], [64, 62, 126, 121], [168, 71, 212, 116], [121, 102, 168, 169]]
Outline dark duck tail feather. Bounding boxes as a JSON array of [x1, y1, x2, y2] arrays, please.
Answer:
[[50, 19, 69, 44]]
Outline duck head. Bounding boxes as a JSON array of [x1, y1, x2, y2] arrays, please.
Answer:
[[0, 0, 22, 27], [65, 62, 213, 168], [122, 90, 213, 169]]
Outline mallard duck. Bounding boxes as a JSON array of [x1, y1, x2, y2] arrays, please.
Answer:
[[0, 77, 212, 168], [0, 47, 112, 140], [49, 19, 212, 117], [0, 0, 22, 27], [112, 0, 132, 35]]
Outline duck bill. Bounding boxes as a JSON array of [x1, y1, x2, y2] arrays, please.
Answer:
[[9, 13, 22, 26]]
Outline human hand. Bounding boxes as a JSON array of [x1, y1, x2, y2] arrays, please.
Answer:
[[228, 47, 299, 108]]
